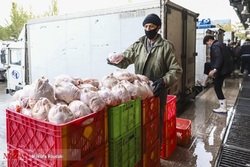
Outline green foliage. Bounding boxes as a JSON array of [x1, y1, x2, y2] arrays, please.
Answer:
[[0, 26, 10, 40], [8, 3, 33, 39], [46, 0, 59, 16], [215, 24, 232, 32], [0, 0, 59, 40]]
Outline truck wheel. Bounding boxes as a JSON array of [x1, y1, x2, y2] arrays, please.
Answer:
[[8, 89, 15, 96]]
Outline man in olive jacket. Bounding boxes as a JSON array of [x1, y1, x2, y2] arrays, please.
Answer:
[[107, 13, 183, 143]]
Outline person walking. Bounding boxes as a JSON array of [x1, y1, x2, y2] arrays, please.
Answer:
[[239, 38, 250, 76], [232, 41, 241, 76], [203, 35, 233, 114], [107, 13, 183, 143]]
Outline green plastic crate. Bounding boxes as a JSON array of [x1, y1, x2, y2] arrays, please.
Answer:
[[108, 98, 141, 139], [109, 126, 141, 167]]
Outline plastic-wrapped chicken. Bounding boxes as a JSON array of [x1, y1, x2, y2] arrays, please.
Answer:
[[107, 52, 124, 64], [54, 82, 81, 104], [68, 100, 92, 118], [112, 69, 135, 82], [111, 83, 131, 103], [82, 78, 100, 88], [141, 81, 154, 98], [133, 80, 150, 100], [32, 97, 54, 120], [28, 98, 38, 110], [98, 87, 121, 106], [69, 100, 95, 125], [20, 96, 29, 109], [100, 74, 119, 89], [120, 80, 139, 100], [13, 85, 32, 109], [78, 83, 98, 91], [136, 74, 150, 84], [80, 90, 106, 112], [29, 77, 56, 104], [55, 99, 68, 106], [48, 104, 75, 124], [21, 108, 32, 117], [13, 85, 32, 101], [54, 75, 83, 87]]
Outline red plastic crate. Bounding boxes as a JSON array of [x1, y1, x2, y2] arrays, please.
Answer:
[[7, 144, 48, 167], [6, 108, 106, 167], [160, 133, 176, 160], [142, 116, 160, 153], [162, 116, 176, 140], [141, 96, 160, 126], [70, 144, 106, 167], [176, 118, 191, 147], [7, 144, 106, 167], [142, 139, 160, 167], [164, 95, 176, 121]]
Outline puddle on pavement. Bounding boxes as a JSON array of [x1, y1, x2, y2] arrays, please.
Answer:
[[226, 107, 234, 124], [208, 126, 216, 145], [193, 138, 213, 167]]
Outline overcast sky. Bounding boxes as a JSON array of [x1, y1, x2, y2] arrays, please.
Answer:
[[0, 0, 240, 26], [171, 0, 239, 23], [0, 0, 133, 26]]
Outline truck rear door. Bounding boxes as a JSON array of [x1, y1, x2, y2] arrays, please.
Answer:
[[164, 1, 198, 111]]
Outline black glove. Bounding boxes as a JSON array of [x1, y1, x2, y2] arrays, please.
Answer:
[[152, 78, 165, 97], [106, 58, 116, 65]]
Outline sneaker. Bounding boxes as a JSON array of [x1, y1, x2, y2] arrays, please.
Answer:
[[213, 107, 227, 114]]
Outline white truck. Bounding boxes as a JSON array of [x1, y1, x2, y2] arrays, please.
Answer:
[[1, 1, 198, 112]]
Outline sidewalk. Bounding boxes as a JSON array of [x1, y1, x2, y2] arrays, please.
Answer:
[[161, 77, 242, 167], [0, 81, 12, 167]]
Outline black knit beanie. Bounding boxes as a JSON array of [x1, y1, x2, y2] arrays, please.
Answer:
[[142, 13, 161, 27]]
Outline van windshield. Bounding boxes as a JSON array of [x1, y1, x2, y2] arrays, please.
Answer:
[[10, 49, 21, 65]]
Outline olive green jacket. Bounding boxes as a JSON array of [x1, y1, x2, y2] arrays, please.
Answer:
[[114, 34, 183, 88]]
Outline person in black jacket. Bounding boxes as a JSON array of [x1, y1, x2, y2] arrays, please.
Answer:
[[203, 35, 233, 114], [239, 38, 250, 76]]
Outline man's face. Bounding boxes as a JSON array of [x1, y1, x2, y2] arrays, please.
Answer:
[[206, 39, 213, 47], [143, 23, 158, 31]]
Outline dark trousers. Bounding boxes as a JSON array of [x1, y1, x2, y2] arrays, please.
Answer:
[[159, 89, 167, 144], [213, 74, 227, 100], [241, 55, 250, 73]]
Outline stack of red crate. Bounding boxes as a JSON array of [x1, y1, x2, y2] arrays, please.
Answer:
[[160, 95, 177, 159], [141, 96, 161, 167]]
